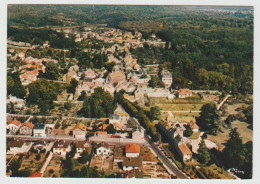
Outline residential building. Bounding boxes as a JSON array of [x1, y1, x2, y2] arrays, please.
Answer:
[[132, 126, 144, 140], [75, 141, 91, 153], [33, 124, 46, 137], [8, 140, 29, 154], [122, 157, 143, 171], [72, 123, 86, 139], [125, 169, 144, 178], [7, 119, 21, 134], [106, 71, 126, 85], [177, 144, 192, 162], [125, 144, 140, 157], [96, 142, 111, 156], [177, 89, 192, 98], [19, 122, 34, 136], [7, 95, 25, 110], [52, 140, 71, 158], [161, 70, 172, 88]]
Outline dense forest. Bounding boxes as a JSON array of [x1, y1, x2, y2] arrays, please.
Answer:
[[7, 5, 253, 94]]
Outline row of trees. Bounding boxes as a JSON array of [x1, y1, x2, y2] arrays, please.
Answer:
[[114, 91, 161, 142]]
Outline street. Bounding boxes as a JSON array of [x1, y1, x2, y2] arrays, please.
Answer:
[[145, 134, 189, 179]]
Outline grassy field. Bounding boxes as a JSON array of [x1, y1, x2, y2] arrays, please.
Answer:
[[232, 120, 253, 143], [160, 111, 199, 122], [157, 104, 203, 111], [207, 120, 252, 151]]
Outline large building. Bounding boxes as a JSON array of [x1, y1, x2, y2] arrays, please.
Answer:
[[161, 70, 172, 89]]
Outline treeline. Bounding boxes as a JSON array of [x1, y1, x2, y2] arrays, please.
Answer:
[[8, 26, 76, 49]]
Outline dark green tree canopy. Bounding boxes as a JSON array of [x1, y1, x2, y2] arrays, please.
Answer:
[[44, 62, 60, 80], [81, 87, 115, 118], [196, 138, 211, 165], [27, 78, 63, 112], [196, 103, 221, 135]]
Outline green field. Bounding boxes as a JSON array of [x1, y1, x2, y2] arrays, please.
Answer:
[[207, 120, 252, 150]]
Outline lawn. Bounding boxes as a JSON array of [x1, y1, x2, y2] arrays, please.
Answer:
[[157, 104, 203, 111], [207, 120, 252, 151]]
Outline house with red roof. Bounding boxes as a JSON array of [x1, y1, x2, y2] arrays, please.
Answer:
[[72, 123, 86, 139], [177, 89, 192, 98], [125, 144, 140, 157], [19, 122, 34, 136], [7, 119, 21, 134], [178, 143, 192, 162]]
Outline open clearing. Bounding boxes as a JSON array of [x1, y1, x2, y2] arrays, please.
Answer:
[[207, 120, 252, 151]]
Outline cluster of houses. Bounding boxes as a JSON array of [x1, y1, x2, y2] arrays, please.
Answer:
[[6, 119, 54, 137]]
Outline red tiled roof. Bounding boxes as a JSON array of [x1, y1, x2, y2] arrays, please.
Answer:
[[178, 144, 192, 155], [20, 122, 34, 129], [29, 172, 42, 177], [8, 119, 21, 126], [125, 144, 140, 153], [177, 89, 191, 95]]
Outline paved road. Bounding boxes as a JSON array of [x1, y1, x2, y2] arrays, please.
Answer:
[[129, 117, 189, 179], [145, 135, 189, 179]]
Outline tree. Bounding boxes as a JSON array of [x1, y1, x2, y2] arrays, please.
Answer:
[[35, 154, 41, 160], [81, 88, 114, 118], [44, 62, 60, 80], [222, 128, 245, 169], [27, 78, 62, 113], [105, 124, 116, 134], [196, 103, 221, 135], [184, 125, 193, 137], [67, 78, 78, 94], [9, 160, 21, 177], [149, 106, 161, 121], [7, 72, 26, 99], [197, 139, 211, 164], [78, 150, 90, 164], [243, 105, 253, 125], [64, 101, 72, 110], [78, 91, 87, 101]]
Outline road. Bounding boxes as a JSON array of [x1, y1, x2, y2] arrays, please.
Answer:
[[129, 117, 189, 179], [217, 94, 232, 110], [145, 135, 189, 179]]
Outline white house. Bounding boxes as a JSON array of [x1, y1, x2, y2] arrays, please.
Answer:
[[123, 157, 143, 171], [7, 119, 21, 134], [72, 123, 86, 139], [52, 140, 71, 158], [132, 126, 144, 140], [76, 141, 91, 154], [161, 70, 172, 89], [33, 124, 47, 137], [8, 140, 31, 154], [125, 144, 140, 157], [177, 89, 192, 98], [96, 143, 111, 156]]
